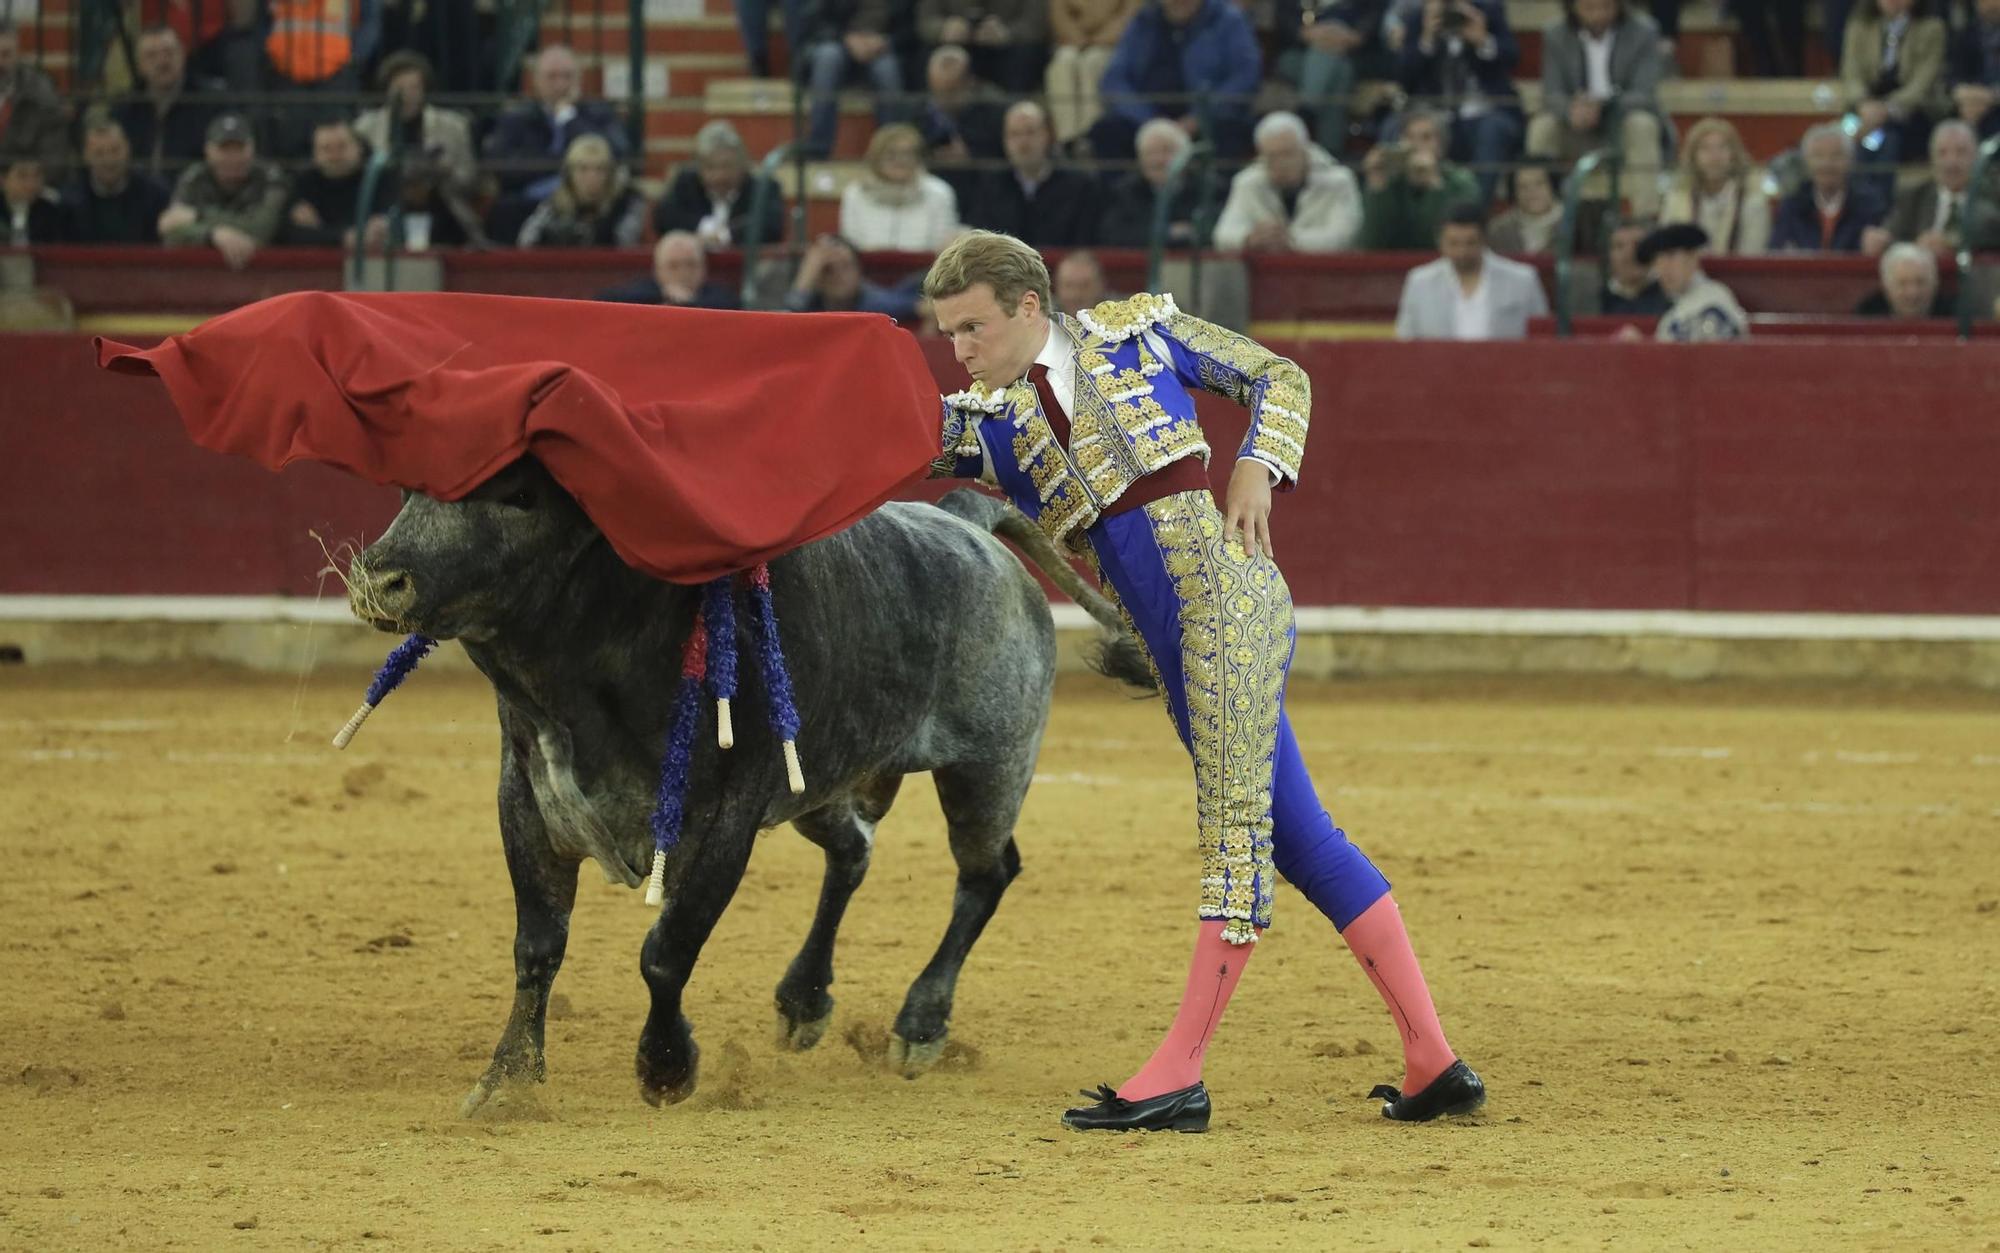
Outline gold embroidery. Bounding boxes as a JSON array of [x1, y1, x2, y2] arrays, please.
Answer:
[[1143, 491, 1291, 942], [1165, 311, 1312, 483]]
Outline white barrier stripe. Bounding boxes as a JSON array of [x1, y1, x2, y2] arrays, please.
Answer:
[[7, 595, 2000, 642]]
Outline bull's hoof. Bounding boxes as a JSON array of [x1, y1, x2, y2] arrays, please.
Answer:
[[460, 1074, 551, 1121], [636, 1041, 700, 1108], [459, 1054, 546, 1119], [775, 1010, 833, 1052], [888, 1031, 947, 1079]]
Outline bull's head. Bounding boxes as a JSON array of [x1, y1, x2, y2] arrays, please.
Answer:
[[345, 458, 601, 641]]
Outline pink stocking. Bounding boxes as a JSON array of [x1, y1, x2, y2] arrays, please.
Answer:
[[1118, 920, 1256, 1100], [1342, 894, 1456, 1095]]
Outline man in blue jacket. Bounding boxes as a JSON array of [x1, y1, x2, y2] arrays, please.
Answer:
[[1396, 0, 1523, 203], [1088, 0, 1262, 160]]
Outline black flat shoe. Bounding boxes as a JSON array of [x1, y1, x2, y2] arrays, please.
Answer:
[[1370, 1059, 1486, 1122], [1062, 1081, 1211, 1132]]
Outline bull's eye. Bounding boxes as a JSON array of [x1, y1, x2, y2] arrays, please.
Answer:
[[500, 486, 537, 510]]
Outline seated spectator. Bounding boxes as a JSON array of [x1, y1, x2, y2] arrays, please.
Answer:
[[1213, 110, 1362, 252], [1771, 123, 1888, 251], [263, 0, 378, 94], [1283, 0, 1395, 155], [517, 135, 646, 248], [483, 45, 631, 198], [1395, 203, 1550, 338], [1396, 0, 1523, 203], [599, 232, 742, 308], [0, 23, 69, 181], [966, 101, 1101, 245], [1840, 0, 1947, 184], [1046, 0, 1138, 149], [110, 26, 216, 179], [1091, 0, 1261, 160], [375, 0, 486, 94], [1864, 119, 2000, 256], [919, 0, 1049, 92], [800, 0, 906, 159], [1857, 239, 1955, 316], [1096, 115, 1196, 247], [3, 157, 69, 244], [654, 120, 785, 250], [280, 120, 391, 249], [63, 117, 171, 244], [1949, 0, 2000, 139], [920, 45, 1008, 198], [1600, 218, 1670, 313], [353, 50, 481, 199], [1660, 117, 1772, 255], [1054, 248, 1110, 309], [1485, 161, 1563, 253], [1360, 106, 1480, 250], [784, 234, 922, 317], [1526, 0, 1668, 217], [841, 123, 962, 250], [157, 114, 287, 270], [1640, 222, 1749, 340], [732, 0, 807, 79]]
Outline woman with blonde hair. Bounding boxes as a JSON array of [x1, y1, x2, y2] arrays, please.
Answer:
[[517, 134, 646, 248], [1660, 117, 1772, 256], [838, 123, 962, 251]]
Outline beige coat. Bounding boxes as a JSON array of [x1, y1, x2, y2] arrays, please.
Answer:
[[1840, 15, 1949, 118], [1660, 178, 1773, 256], [352, 104, 481, 197], [1049, 0, 1139, 46]]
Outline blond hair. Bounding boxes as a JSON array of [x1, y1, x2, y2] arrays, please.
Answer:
[[864, 123, 927, 179], [553, 133, 626, 215], [1673, 116, 1754, 193], [921, 229, 1051, 313]]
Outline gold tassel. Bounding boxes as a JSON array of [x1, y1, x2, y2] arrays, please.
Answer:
[[331, 702, 373, 749], [716, 697, 734, 750], [782, 740, 805, 795]]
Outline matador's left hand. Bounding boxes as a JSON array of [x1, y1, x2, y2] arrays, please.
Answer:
[[1225, 459, 1275, 561]]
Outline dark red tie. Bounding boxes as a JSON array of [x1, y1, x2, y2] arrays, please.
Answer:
[[1026, 363, 1072, 445]]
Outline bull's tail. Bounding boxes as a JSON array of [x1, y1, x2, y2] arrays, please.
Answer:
[[936, 489, 1157, 692]]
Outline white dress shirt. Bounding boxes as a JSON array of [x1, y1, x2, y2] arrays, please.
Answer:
[[1582, 30, 1616, 101], [1451, 272, 1495, 339], [1933, 188, 1964, 235]]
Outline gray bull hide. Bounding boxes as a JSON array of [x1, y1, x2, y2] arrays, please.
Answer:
[[344, 458, 1143, 1112]]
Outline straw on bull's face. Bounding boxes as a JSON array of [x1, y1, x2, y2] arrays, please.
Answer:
[[345, 459, 600, 642]]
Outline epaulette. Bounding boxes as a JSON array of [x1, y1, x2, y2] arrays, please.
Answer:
[[1076, 292, 1180, 344]]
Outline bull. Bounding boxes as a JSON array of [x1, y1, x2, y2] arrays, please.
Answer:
[[343, 458, 1144, 1112]]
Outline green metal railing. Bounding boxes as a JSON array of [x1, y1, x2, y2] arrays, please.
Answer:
[[1552, 148, 1621, 338], [739, 141, 801, 306], [1956, 133, 2000, 340], [1146, 140, 1224, 309]]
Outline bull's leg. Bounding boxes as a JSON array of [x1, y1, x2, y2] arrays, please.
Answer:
[[635, 819, 757, 1107], [463, 757, 579, 1116], [888, 762, 1026, 1078], [774, 775, 902, 1051]]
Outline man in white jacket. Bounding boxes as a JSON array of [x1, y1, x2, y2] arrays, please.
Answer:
[[1213, 111, 1362, 252], [1394, 203, 1551, 339]]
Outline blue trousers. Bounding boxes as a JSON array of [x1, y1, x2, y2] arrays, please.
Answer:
[[1086, 490, 1390, 942]]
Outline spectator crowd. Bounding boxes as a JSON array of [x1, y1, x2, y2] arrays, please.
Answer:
[[6, 0, 2000, 334]]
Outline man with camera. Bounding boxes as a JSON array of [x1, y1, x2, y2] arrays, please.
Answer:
[[1392, 0, 1522, 202], [1359, 105, 1482, 249]]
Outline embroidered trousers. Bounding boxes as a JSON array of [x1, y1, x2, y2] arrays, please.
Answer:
[[1085, 490, 1392, 944]]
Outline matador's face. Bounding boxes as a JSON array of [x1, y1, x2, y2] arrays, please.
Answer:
[[934, 283, 1047, 389]]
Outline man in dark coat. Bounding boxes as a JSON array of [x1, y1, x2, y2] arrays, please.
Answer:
[[965, 101, 1100, 246]]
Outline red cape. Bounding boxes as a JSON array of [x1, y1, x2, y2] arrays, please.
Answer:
[[96, 291, 941, 584]]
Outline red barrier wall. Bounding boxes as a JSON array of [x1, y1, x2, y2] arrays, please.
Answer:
[[8, 333, 2000, 613]]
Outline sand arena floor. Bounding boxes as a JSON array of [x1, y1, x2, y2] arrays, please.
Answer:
[[1, 665, 1995, 1251]]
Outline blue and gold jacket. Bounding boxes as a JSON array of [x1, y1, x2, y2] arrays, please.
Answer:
[[931, 293, 1311, 550]]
